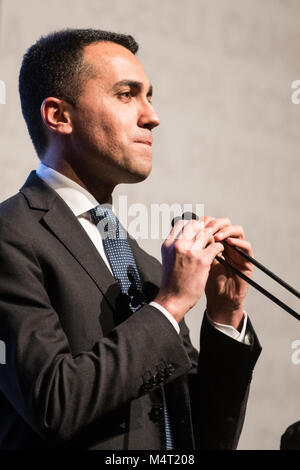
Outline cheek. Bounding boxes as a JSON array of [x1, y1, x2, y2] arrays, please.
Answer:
[[74, 99, 135, 151], [99, 111, 132, 146]]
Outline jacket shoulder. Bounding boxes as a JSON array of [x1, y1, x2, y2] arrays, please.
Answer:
[[0, 171, 55, 231], [0, 192, 30, 225]]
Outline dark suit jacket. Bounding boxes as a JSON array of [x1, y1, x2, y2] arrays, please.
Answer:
[[0, 171, 261, 450]]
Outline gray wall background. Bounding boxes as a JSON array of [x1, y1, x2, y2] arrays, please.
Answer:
[[0, 0, 299, 450]]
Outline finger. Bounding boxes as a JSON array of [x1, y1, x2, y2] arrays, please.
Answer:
[[180, 219, 205, 241], [199, 215, 214, 227], [205, 217, 232, 236], [204, 241, 224, 262], [166, 219, 188, 242], [226, 237, 253, 257], [214, 224, 245, 241], [194, 227, 214, 248]]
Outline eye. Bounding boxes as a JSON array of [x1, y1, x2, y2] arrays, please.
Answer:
[[118, 91, 132, 101]]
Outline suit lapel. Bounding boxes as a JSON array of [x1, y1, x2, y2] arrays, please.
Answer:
[[42, 204, 116, 294], [20, 171, 120, 313]]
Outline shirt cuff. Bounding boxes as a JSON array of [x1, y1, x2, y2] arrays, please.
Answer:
[[149, 301, 180, 334], [206, 310, 252, 345]]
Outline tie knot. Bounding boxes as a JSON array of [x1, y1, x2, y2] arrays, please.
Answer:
[[89, 205, 124, 240]]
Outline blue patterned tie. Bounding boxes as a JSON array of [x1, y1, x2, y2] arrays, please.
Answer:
[[89, 204, 174, 450]]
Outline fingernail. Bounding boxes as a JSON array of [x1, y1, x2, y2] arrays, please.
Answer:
[[215, 232, 224, 239]]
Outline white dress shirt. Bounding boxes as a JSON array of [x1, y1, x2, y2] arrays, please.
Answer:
[[36, 162, 250, 344]]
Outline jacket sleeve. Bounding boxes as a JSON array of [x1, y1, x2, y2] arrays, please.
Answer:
[[180, 310, 261, 449], [0, 219, 193, 443]]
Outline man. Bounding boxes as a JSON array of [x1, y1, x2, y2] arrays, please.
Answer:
[[0, 28, 261, 450]]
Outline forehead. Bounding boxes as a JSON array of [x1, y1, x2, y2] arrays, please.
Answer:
[[82, 41, 150, 87]]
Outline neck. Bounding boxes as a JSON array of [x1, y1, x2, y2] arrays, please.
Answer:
[[41, 153, 114, 205]]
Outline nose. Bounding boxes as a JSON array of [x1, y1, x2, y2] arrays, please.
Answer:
[[138, 101, 160, 130]]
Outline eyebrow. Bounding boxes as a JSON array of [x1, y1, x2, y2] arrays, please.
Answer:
[[112, 80, 153, 97]]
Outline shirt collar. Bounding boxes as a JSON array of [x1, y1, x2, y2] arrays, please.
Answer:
[[36, 162, 101, 217]]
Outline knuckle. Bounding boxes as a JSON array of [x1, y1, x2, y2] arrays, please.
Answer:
[[191, 219, 202, 230], [162, 236, 172, 248], [174, 239, 186, 254], [204, 216, 214, 226], [175, 220, 186, 231], [173, 238, 181, 250], [187, 219, 197, 230], [174, 219, 185, 230]]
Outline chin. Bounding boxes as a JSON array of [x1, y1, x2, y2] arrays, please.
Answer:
[[123, 159, 152, 183], [124, 168, 151, 184]]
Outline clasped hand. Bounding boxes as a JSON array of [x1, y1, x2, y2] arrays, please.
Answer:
[[154, 216, 253, 329]]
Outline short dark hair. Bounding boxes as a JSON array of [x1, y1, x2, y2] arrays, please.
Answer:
[[19, 28, 139, 157]]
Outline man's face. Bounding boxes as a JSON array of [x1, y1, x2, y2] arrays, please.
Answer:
[[69, 41, 160, 186]]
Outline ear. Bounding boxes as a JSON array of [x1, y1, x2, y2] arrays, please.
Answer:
[[40, 97, 73, 136]]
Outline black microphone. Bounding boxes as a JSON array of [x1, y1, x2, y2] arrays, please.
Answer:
[[171, 211, 198, 227]]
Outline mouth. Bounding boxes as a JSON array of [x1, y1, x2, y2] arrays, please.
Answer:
[[134, 139, 152, 147]]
